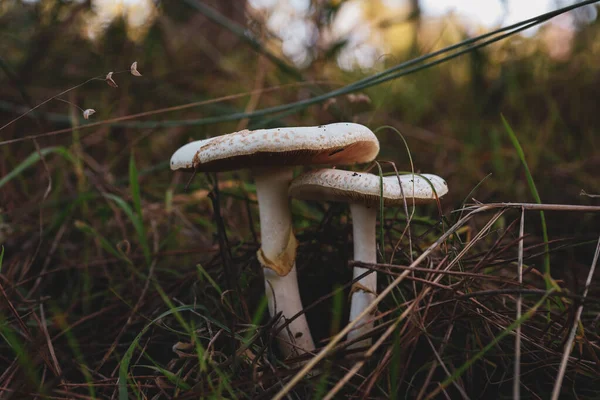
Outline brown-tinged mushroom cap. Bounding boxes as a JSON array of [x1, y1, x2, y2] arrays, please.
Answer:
[[289, 168, 448, 207], [170, 123, 379, 172]]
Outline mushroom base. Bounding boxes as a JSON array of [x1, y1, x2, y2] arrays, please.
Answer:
[[263, 265, 315, 358]]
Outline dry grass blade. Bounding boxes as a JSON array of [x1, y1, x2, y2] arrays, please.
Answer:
[[424, 334, 469, 400], [551, 236, 600, 400], [0, 81, 340, 146], [417, 321, 457, 400], [273, 205, 497, 400], [514, 207, 525, 399], [580, 190, 600, 198], [39, 304, 63, 382], [322, 210, 505, 399], [322, 301, 420, 400], [459, 202, 600, 212], [424, 290, 555, 400]]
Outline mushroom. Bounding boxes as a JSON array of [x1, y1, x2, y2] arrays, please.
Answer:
[[288, 169, 448, 350], [170, 123, 379, 358]]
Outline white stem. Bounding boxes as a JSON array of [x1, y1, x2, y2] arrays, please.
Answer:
[[254, 167, 315, 358], [347, 203, 377, 349]]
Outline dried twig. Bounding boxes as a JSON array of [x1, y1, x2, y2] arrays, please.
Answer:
[[459, 202, 600, 212], [514, 207, 525, 399]]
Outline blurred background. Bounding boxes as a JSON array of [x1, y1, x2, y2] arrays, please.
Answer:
[[2, 0, 599, 263], [1, 0, 600, 398], [2, 0, 599, 203]]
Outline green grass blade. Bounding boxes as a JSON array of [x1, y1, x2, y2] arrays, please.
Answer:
[[500, 115, 552, 282], [0, 146, 73, 189], [374, 126, 415, 175], [152, 283, 238, 397], [390, 324, 403, 398], [129, 151, 143, 223], [196, 263, 222, 295], [138, 365, 192, 390], [460, 173, 492, 211], [152, 284, 208, 372], [375, 161, 385, 261], [374, 125, 416, 265], [118, 305, 205, 400], [103, 193, 151, 263], [128, 153, 151, 264], [314, 286, 344, 399], [241, 295, 268, 348], [74, 220, 131, 263], [0, 313, 40, 389], [50, 305, 96, 399]]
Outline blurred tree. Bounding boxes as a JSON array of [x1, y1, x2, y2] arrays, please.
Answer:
[[408, 0, 421, 55]]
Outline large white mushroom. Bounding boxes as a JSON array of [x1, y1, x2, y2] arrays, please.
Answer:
[[289, 169, 448, 351], [170, 123, 379, 358]]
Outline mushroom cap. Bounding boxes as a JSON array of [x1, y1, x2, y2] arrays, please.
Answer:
[[289, 168, 448, 207], [170, 123, 379, 172]]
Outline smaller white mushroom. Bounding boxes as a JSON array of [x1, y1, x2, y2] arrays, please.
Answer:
[[289, 169, 448, 351]]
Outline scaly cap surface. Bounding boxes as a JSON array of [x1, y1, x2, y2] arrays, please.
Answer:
[[289, 168, 448, 207], [170, 123, 379, 172]]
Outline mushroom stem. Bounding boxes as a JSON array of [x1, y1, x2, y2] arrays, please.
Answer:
[[347, 203, 377, 349], [253, 167, 315, 357]]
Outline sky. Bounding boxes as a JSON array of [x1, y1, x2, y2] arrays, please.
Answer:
[[247, 0, 595, 68], [251, 0, 574, 29], [405, 0, 565, 28]]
